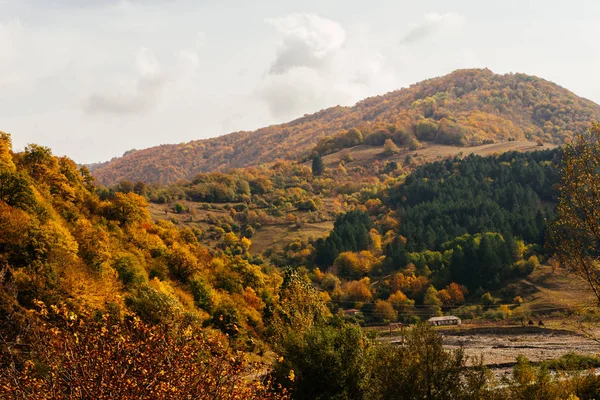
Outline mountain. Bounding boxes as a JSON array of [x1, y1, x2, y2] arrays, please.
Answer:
[[91, 68, 600, 185]]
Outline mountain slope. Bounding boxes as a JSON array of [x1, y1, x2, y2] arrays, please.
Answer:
[[91, 68, 600, 185]]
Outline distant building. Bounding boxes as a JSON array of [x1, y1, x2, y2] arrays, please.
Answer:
[[427, 316, 461, 326], [343, 309, 361, 317]]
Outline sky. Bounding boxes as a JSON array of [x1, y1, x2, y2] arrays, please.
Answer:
[[1, 0, 599, 164]]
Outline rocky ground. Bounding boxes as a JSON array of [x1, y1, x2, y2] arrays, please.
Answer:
[[441, 326, 600, 380]]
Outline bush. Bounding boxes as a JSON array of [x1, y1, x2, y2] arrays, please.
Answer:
[[173, 202, 186, 213], [272, 323, 366, 400], [0, 303, 283, 400], [364, 129, 391, 146], [364, 324, 491, 400], [189, 276, 214, 312], [415, 119, 439, 141], [113, 253, 147, 288], [126, 285, 183, 325], [481, 292, 495, 306], [542, 353, 600, 371], [209, 300, 244, 337]]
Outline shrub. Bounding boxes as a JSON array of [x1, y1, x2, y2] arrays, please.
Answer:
[[481, 292, 495, 306], [415, 119, 439, 141], [272, 323, 366, 400], [126, 284, 183, 325], [173, 202, 186, 213], [112, 253, 147, 288], [364, 324, 492, 400], [0, 303, 284, 399]]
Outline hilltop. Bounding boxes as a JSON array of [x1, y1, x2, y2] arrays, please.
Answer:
[[90, 68, 600, 185]]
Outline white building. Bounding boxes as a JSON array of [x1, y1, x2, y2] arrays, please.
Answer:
[[427, 316, 461, 326]]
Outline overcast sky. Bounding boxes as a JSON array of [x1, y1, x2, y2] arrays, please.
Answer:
[[1, 0, 599, 163]]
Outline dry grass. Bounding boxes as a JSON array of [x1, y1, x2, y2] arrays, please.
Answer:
[[315, 140, 558, 169], [148, 201, 335, 254], [249, 221, 333, 254]]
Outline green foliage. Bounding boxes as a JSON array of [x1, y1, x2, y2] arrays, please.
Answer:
[[209, 299, 244, 337], [268, 269, 330, 342], [542, 353, 600, 371], [364, 324, 492, 400], [126, 285, 183, 325], [0, 169, 36, 210], [314, 210, 372, 268], [113, 253, 147, 288], [424, 286, 442, 316], [364, 129, 391, 146], [172, 202, 186, 213], [388, 150, 559, 252], [311, 154, 324, 176], [415, 118, 440, 141], [189, 276, 214, 312], [273, 323, 366, 400]]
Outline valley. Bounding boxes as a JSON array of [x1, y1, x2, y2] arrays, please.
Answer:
[[3, 68, 600, 399]]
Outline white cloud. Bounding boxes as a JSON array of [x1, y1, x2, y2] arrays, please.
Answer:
[[258, 14, 398, 119], [0, 18, 77, 90], [83, 48, 166, 115], [267, 13, 346, 75], [400, 12, 466, 45], [82, 46, 201, 116]]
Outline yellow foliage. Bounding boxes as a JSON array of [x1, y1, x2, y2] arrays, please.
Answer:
[[240, 237, 252, 253], [369, 229, 382, 254], [342, 278, 372, 303], [499, 304, 512, 319]]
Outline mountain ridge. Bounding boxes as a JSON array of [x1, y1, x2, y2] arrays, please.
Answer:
[[90, 68, 600, 185]]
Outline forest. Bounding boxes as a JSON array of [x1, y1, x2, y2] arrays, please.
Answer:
[[2, 122, 600, 398], [90, 68, 600, 184]]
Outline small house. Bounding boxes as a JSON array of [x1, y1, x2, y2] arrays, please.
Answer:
[[427, 316, 461, 326]]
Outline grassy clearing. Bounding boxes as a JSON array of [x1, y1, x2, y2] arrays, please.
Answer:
[[148, 200, 335, 255], [312, 141, 557, 169]]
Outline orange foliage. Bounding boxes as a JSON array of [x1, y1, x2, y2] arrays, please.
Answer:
[[0, 303, 287, 400], [91, 69, 599, 185]]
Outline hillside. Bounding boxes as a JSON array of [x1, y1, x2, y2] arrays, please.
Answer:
[[90, 68, 600, 185], [2, 129, 599, 399]]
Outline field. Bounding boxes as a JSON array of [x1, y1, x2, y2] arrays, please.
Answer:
[[315, 140, 557, 169], [248, 221, 333, 253], [148, 200, 335, 252]]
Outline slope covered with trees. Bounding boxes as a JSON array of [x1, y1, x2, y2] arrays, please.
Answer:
[[91, 68, 600, 184], [4, 126, 600, 398], [0, 132, 301, 397]]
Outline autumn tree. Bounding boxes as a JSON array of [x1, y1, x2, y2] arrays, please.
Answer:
[[424, 285, 442, 317], [268, 269, 330, 342], [549, 124, 600, 303], [364, 324, 492, 400], [0, 132, 16, 171], [382, 138, 400, 156], [374, 299, 397, 323], [104, 192, 150, 225]]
